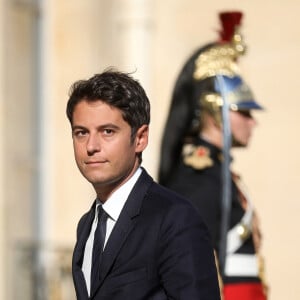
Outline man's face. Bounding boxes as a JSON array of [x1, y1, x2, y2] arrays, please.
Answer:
[[71, 100, 148, 196], [230, 110, 257, 147]]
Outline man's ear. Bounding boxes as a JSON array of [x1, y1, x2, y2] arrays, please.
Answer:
[[135, 125, 149, 152]]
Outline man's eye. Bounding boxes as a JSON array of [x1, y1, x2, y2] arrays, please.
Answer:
[[74, 130, 87, 137], [104, 129, 114, 135]]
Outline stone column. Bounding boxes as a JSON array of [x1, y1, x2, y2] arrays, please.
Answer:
[[113, 0, 154, 87], [0, 0, 5, 297], [112, 0, 156, 176], [33, 1, 55, 298], [34, 0, 53, 250]]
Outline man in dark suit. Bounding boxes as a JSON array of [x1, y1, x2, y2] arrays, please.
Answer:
[[66, 68, 221, 300]]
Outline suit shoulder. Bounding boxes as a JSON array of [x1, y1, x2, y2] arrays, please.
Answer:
[[148, 181, 200, 212], [146, 182, 211, 239], [76, 210, 91, 237]]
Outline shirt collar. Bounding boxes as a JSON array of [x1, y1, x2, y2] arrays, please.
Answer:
[[101, 167, 142, 221]]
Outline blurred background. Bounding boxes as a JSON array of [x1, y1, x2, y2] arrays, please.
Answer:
[[1, 0, 300, 299]]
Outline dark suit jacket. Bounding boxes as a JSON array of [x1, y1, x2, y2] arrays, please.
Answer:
[[72, 168, 220, 300]]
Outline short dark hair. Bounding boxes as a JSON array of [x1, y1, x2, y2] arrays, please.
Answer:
[[66, 68, 151, 141]]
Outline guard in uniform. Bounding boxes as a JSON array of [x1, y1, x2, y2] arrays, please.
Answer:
[[159, 11, 268, 300]]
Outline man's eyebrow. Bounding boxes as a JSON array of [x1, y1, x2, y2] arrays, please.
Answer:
[[72, 125, 87, 131], [71, 123, 121, 131], [99, 123, 120, 129]]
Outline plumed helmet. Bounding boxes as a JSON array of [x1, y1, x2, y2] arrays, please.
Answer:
[[159, 11, 263, 184]]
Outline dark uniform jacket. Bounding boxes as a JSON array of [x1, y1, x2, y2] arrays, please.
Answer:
[[163, 137, 261, 284]]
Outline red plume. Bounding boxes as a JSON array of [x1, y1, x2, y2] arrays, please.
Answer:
[[218, 11, 243, 42]]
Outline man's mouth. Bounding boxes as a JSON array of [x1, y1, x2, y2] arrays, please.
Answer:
[[85, 160, 106, 165]]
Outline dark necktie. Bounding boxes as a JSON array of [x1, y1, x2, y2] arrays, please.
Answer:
[[90, 205, 107, 294]]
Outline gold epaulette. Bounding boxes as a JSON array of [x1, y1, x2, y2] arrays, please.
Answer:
[[182, 144, 213, 170]]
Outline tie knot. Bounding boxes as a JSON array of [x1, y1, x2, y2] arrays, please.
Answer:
[[96, 205, 107, 228], [97, 204, 103, 217]]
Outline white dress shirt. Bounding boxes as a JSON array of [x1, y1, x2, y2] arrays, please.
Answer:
[[82, 167, 142, 295]]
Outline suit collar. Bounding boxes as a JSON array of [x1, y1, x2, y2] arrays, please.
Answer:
[[103, 167, 142, 222]]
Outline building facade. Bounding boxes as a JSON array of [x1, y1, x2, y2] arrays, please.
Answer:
[[1, 1, 300, 299]]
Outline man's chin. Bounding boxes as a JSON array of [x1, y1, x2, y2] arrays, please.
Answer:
[[232, 139, 247, 148]]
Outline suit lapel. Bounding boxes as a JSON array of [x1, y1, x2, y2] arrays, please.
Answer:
[[90, 169, 153, 298], [73, 203, 96, 299]]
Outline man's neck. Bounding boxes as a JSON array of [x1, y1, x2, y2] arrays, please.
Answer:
[[200, 129, 223, 149], [95, 161, 141, 203]]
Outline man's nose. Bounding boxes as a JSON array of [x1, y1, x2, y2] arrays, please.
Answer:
[[87, 134, 101, 154]]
